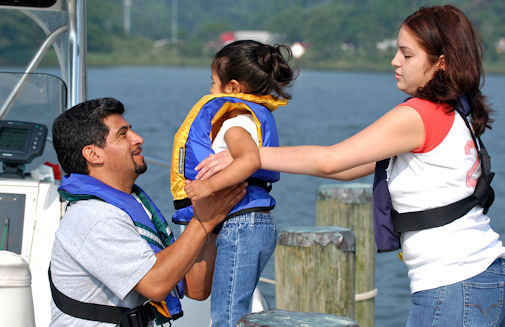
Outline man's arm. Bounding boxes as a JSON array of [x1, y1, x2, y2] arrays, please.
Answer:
[[182, 233, 217, 300], [134, 182, 246, 301]]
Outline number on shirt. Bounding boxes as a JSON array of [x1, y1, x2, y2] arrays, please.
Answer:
[[465, 140, 479, 187]]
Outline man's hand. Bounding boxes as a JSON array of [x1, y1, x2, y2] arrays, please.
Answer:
[[195, 150, 233, 180], [192, 182, 246, 229], [185, 179, 213, 201], [135, 182, 246, 301]]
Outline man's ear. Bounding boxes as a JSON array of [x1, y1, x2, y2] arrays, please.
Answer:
[[82, 144, 104, 165], [225, 79, 245, 94]]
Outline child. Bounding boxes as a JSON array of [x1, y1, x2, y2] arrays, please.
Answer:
[[170, 40, 295, 327]]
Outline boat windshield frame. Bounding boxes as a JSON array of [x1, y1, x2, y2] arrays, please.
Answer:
[[0, 0, 86, 115]]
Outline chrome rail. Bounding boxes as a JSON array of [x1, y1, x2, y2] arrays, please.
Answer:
[[67, 0, 87, 106], [0, 25, 68, 119]]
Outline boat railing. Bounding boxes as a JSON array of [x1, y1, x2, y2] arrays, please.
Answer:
[[0, 25, 68, 119], [0, 0, 87, 110]]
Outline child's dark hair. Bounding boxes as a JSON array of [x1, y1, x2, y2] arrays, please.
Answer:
[[212, 40, 295, 99]]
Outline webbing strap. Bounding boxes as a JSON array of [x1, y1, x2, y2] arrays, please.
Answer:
[[173, 177, 272, 210], [174, 198, 191, 210], [392, 195, 478, 232], [49, 267, 154, 327], [246, 177, 273, 192]]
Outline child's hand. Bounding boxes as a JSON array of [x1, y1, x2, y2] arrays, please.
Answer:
[[185, 179, 214, 201]]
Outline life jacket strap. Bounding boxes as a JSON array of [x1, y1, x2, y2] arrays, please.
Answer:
[[174, 198, 191, 210], [246, 177, 273, 192], [49, 266, 155, 327], [392, 195, 478, 232], [392, 111, 495, 233], [172, 177, 273, 210]]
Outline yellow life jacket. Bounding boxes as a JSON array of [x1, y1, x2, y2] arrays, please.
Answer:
[[170, 93, 287, 224]]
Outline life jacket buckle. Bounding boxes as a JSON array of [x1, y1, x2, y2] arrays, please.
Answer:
[[119, 302, 155, 327]]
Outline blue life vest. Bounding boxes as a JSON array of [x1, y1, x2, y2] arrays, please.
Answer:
[[58, 173, 184, 322], [170, 93, 286, 224]]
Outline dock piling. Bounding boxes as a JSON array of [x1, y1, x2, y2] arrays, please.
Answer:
[[274, 226, 356, 319], [316, 183, 375, 327], [236, 309, 359, 327]]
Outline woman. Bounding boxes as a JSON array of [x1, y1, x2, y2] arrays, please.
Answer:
[[196, 5, 505, 326]]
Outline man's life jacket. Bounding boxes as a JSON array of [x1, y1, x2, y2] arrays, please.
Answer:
[[372, 95, 495, 252], [52, 173, 184, 326], [170, 93, 287, 224]]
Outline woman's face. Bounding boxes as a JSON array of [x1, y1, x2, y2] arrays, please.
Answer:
[[391, 26, 441, 96]]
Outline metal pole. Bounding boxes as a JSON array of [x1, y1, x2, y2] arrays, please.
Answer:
[[67, 0, 87, 107], [0, 25, 69, 119], [21, 9, 67, 81], [171, 0, 177, 43], [124, 0, 131, 35]]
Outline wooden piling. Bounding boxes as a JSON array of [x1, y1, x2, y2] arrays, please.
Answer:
[[316, 183, 375, 327], [274, 226, 356, 319], [236, 309, 359, 327]]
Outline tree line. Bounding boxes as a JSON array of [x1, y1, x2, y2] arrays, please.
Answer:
[[1, 0, 505, 68]]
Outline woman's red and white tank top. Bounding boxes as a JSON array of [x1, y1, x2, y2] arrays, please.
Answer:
[[388, 97, 505, 294]]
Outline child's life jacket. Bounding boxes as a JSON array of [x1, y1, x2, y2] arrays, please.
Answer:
[[170, 93, 288, 224]]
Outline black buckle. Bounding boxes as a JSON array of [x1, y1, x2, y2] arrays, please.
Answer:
[[119, 303, 155, 327]]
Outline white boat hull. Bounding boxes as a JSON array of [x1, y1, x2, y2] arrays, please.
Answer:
[[0, 178, 63, 327]]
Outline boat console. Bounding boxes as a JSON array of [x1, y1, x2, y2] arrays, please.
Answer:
[[0, 120, 62, 327]]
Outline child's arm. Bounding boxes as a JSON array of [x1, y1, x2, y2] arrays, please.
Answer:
[[185, 126, 260, 200]]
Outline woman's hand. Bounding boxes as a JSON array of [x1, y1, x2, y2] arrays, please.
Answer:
[[195, 150, 233, 180]]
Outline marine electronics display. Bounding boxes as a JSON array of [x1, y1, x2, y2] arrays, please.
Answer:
[[0, 120, 47, 177]]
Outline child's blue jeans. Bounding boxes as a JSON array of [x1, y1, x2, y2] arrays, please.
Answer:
[[210, 212, 277, 327], [406, 257, 505, 327]]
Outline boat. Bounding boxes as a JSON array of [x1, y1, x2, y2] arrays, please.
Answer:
[[0, 1, 268, 326]]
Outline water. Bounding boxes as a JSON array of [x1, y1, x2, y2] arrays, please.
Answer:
[[35, 67, 505, 326]]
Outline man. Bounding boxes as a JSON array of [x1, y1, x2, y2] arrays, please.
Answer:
[[49, 97, 246, 327]]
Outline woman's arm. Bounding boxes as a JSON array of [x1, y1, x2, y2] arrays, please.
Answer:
[[195, 149, 375, 181], [315, 163, 376, 180], [195, 106, 423, 180], [259, 105, 424, 176]]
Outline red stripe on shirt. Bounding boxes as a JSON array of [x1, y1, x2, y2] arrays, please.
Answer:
[[397, 98, 455, 153]]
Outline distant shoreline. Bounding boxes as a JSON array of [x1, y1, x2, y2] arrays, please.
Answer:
[[84, 52, 505, 75], [4, 51, 505, 75]]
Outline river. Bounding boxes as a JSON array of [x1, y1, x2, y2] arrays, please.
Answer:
[[28, 66, 505, 326]]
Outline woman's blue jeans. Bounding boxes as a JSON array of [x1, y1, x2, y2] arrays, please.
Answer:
[[406, 257, 505, 327], [210, 212, 277, 327]]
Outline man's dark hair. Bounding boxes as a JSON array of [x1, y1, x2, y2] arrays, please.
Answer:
[[52, 97, 124, 175]]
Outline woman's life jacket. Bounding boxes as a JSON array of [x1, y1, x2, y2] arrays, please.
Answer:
[[372, 95, 495, 252], [56, 173, 184, 324], [170, 93, 287, 224]]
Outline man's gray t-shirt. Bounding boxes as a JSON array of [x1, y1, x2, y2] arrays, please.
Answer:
[[50, 199, 157, 327]]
